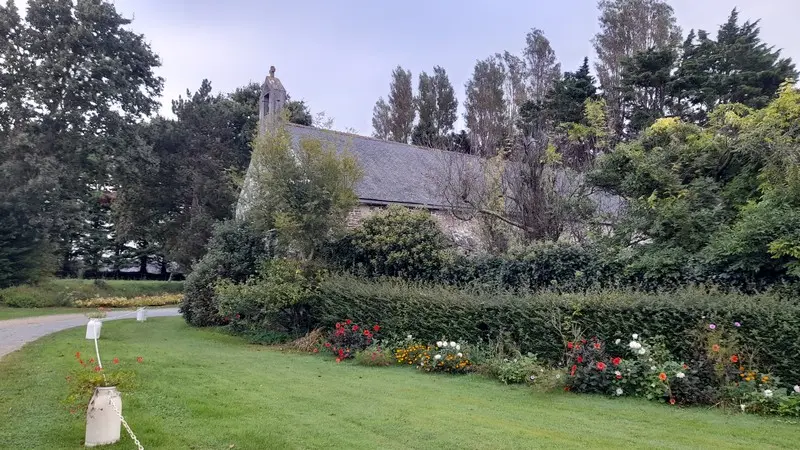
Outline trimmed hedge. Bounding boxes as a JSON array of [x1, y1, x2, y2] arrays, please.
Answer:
[[310, 275, 800, 387]]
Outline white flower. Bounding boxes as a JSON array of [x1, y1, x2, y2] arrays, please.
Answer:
[[529, 375, 536, 381], [434, 354, 442, 360], [457, 353, 463, 358], [740, 404, 746, 412], [614, 371, 621, 377], [449, 341, 457, 348], [794, 385, 800, 394], [632, 333, 639, 340], [614, 338, 621, 345], [637, 348, 647, 355], [650, 366, 657, 371], [436, 341, 443, 348], [615, 388, 623, 396], [676, 372, 685, 379], [629, 341, 642, 350], [456, 344, 461, 351], [764, 389, 773, 398], [406, 334, 413, 341]]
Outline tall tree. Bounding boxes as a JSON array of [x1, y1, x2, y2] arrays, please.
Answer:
[[464, 56, 507, 156], [371, 97, 391, 140], [523, 28, 561, 104], [388, 66, 415, 143], [619, 48, 677, 133], [433, 66, 458, 136], [544, 57, 597, 126], [412, 71, 437, 147], [0, 0, 163, 278], [673, 9, 797, 123], [593, 0, 681, 139]]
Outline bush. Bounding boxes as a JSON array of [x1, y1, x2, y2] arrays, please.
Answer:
[[485, 355, 542, 384], [354, 346, 394, 367], [0, 279, 184, 308], [325, 319, 380, 361], [310, 275, 800, 387], [180, 220, 271, 327], [74, 294, 182, 308], [215, 259, 320, 334], [328, 205, 452, 280]]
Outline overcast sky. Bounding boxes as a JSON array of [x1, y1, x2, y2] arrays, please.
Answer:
[[17, 1, 800, 133]]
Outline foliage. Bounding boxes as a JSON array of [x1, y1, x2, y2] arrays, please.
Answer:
[[180, 220, 270, 327], [324, 319, 380, 361], [332, 206, 452, 280], [74, 294, 182, 308], [216, 258, 322, 334], [387, 66, 415, 143], [311, 275, 800, 386], [485, 355, 541, 384], [354, 346, 394, 367], [244, 119, 362, 260], [0, 279, 183, 308], [411, 66, 458, 150], [63, 351, 140, 415]]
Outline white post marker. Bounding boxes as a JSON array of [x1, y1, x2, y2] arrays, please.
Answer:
[[85, 387, 122, 447], [136, 307, 147, 322], [85, 319, 103, 340]]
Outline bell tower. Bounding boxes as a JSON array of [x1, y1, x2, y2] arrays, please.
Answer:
[[259, 65, 287, 133]]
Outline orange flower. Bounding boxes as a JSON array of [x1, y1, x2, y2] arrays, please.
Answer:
[[730, 355, 739, 363], [711, 344, 720, 352], [112, 357, 119, 364], [762, 376, 769, 383], [659, 372, 667, 381]]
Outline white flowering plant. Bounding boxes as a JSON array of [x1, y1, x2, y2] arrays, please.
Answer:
[[416, 338, 472, 374], [610, 334, 690, 404]]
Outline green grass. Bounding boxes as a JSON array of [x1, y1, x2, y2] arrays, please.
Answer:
[[0, 279, 184, 308], [1, 319, 798, 449], [0, 306, 86, 320]]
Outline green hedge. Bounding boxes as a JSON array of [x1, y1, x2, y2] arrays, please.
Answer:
[[0, 279, 184, 308], [310, 275, 800, 387]]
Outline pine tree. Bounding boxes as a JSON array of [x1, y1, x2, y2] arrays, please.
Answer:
[[544, 57, 597, 125], [619, 48, 677, 133]]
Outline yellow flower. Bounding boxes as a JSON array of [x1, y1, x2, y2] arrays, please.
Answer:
[[762, 376, 769, 383]]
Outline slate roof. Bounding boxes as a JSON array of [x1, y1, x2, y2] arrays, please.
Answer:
[[284, 124, 624, 216], [287, 124, 465, 208]]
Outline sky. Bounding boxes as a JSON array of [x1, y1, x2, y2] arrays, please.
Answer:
[[16, 1, 800, 133]]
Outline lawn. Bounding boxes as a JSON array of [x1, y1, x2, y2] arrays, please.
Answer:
[[0, 279, 184, 308], [0, 306, 86, 321], [1, 319, 798, 449]]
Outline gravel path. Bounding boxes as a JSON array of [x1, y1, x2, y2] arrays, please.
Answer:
[[0, 308, 180, 359]]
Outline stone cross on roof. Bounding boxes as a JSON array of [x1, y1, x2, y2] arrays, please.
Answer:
[[269, 66, 276, 77]]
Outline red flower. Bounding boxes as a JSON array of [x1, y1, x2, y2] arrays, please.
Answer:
[[570, 365, 577, 377], [612, 357, 622, 366], [593, 342, 601, 350], [75, 352, 80, 359], [78, 359, 85, 366], [136, 356, 143, 363], [616, 374, 622, 380], [567, 342, 574, 350], [659, 372, 667, 381], [235, 314, 240, 320], [338, 349, 344, 358], [564, 386, 570, 392], [363, 330, 371, 336], [682, 363, 689, 369], [352, 325, 359, 332], [88, 358, 95, 364], [94, 366, 102, 372], [335, 358, 341, 363], [312, 348, 319, 353], [669, 398, 676, 405], [373, 325, 381, 332], [581, 339, 587, 344], [730, 355, 739, 363], [324, 342, 331, 348], [112, 358, 119, 364], [345, 319, 352, 325], [596, 362, 607, 371], [335, 322, 342, 329], [577, 356, 584, 363]]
